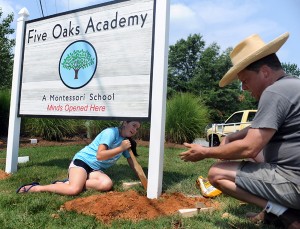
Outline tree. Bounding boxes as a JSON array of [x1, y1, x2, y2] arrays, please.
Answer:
[[190, 43, 231, 93], [168, 34, 205, 94], [282, 62, 300, 77], [0, 8, 15, 89], [168, 34, 300, 124], [190, 45, 253, 121], [168, 35, 257, 123], [61, 49, 95, 79]]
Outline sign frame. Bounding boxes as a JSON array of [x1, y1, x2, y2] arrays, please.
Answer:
[[17, 0, 156, 121]]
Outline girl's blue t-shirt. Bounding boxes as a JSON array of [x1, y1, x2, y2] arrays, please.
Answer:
[[72, 127, 130, 170]]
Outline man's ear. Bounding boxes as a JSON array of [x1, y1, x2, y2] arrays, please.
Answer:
[[260, 65, 271, 79]]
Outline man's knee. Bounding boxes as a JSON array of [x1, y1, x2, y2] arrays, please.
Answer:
[[208, 161, 240, 186], [208, 163, 221, 186]]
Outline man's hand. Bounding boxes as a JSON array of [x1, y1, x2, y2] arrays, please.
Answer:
[[179, 143, 208, 162]]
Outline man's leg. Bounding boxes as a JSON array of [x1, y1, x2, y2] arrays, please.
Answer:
[[208, 161, 268, 208], [208, 161, 300, 228]]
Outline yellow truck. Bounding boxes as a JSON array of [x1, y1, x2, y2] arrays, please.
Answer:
[[205, 110, 257, 147]]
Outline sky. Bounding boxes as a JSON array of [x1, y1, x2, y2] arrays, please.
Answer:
[[1, 0, 300, 66]]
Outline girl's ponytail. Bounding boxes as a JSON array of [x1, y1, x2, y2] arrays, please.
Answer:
[[128, 137, 139, 157]]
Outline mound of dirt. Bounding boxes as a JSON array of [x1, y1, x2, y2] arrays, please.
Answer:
[[62, 190, 218, 224], [0, 170, 10, 180]]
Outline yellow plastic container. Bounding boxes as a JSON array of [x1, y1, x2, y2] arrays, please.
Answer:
[[196, 176, 222, 198]]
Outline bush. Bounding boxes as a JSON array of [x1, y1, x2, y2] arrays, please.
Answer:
[[18, 93, 211, 144], [135, 121, 150, 141], [87, 120, 150, 141], [86, 120, 119, 139], [22, 118, 84, 141], [165, 93, 210, 144], [22, 118, 148, 142], [0, 89, 11, 136]]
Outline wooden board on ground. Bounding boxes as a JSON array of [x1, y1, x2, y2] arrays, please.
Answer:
[[122, 181, 142, 190], [178, 207, 215, 218]]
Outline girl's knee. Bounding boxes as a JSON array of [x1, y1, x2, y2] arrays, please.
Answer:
[[97, 179, 113, 191], [67, 186, 84, 196]]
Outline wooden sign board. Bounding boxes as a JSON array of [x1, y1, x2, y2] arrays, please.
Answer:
[[18, 0, 155, 120]]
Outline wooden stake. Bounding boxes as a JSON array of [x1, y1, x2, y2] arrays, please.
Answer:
[[129, 148, 148, 190], [195, 202, 206, 213]]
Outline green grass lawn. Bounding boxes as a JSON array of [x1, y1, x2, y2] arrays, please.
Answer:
[[0, 144, 277, 229]]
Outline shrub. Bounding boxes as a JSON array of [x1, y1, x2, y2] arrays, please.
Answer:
[[86, 120, 119, 139], [87, 120, 150, 141], [22, 118, 84, 141], [135, 121, 150, 141], [0, 89, 11, 136], [165, 93, 210, 144]]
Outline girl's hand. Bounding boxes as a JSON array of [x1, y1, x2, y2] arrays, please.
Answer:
[[120, 139, 131, 151]]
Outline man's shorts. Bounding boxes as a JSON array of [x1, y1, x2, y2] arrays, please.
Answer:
[[236, 161, 300, 209]]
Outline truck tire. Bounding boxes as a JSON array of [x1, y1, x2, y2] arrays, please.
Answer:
[[209, 135, 220, 147]]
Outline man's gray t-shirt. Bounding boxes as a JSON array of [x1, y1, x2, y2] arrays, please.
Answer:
[[251, 76, 300, 185]]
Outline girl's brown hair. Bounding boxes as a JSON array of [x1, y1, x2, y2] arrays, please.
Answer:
[[120, 121, 140, 157]]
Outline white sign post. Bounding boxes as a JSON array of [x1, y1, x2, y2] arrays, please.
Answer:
[[5, 8, 29, 173], [147, 0, 170, 199]]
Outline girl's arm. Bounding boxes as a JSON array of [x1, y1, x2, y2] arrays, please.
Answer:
[[96, 139, 131, 160]]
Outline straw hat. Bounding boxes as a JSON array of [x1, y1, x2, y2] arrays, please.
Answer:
[[219, 32, 289, 87]]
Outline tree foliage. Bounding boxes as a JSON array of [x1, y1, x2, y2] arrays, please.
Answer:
[[282, 62, 300, 77], [168, 34, 205, 94], [0, 8, 15, 89], [168, 34, 257, 123], [0, 89, 10, 135]]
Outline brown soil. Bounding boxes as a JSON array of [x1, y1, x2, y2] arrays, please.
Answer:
[[0, 170, 10, 180], [62, 190, 218, 224], [1, 137, 212, 223]]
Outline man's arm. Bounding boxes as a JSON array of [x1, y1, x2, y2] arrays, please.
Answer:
[[220, 126, 250, 145], [180, 128, 275, 162]]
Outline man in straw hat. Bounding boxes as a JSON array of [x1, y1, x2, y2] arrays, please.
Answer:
[[180, 32, 300, 228]]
